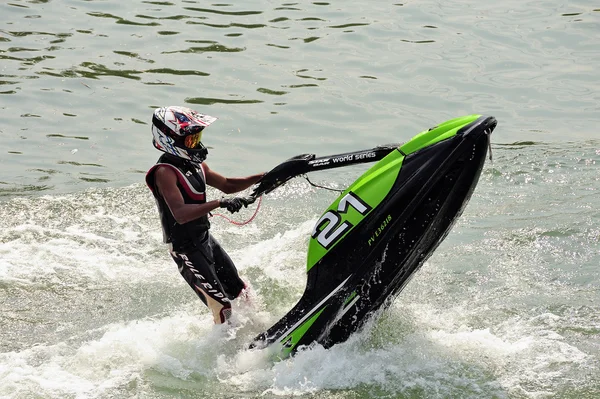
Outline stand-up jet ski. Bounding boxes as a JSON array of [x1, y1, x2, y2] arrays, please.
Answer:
[[246, 114, 497, 360]]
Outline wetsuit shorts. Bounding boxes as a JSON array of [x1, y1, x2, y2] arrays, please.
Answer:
[[170, 233, 245, 324]]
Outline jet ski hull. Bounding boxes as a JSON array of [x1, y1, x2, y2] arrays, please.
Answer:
[[250, 115, 497, 359]]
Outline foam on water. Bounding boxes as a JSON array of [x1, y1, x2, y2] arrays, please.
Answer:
[[1, 294, 594, 398], [0, 190, 167, 288]]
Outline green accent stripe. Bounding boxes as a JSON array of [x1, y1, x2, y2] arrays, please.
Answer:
[[276, 307, 326, 359], [400, 114, 481, 155], [343, 291, 357, 305]]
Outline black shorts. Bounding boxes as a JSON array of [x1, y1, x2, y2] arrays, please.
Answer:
[[170, 233, 245, 323]]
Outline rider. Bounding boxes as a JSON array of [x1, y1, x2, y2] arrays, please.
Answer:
[[145, 106, 264, 324]]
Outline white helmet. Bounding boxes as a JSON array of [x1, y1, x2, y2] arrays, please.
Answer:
[[151, 106, 217, 163]]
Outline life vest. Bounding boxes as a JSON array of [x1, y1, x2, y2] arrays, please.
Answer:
[[146, 153, 210, 247]]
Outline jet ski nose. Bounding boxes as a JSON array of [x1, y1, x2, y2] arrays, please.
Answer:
[[481, 117, 496, 162], [484, 116, 498, 136], [486, 125, 494, 163], [458, 115, 497, 139], [469, 116, 496, 163], [450, 115, 497, 164]]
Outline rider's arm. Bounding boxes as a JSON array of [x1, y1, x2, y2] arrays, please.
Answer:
[[203, 163, 264, 194]]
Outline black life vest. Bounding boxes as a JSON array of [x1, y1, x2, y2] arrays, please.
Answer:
[[145, 153, 210, 247]]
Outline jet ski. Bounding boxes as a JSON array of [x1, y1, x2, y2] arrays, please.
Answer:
[[246, 114, 497, 360]]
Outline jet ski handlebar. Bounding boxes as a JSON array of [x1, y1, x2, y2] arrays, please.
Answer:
[[247, 144, 400, 201]]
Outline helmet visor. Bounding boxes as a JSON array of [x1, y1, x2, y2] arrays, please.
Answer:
[[184, 130, 203, 149]]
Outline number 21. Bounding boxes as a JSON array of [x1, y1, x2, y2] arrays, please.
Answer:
[[312, 192, 371, 249]]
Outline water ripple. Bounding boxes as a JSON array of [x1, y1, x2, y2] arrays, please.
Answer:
[[162, 43, 245, 53], [182, 7, 262, 17], [87, 12, 160, 26], [185, 97, 262, 105]]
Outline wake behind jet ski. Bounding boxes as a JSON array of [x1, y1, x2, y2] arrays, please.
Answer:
[[247, 114, 497, 360]]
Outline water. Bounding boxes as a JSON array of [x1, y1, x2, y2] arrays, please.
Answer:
[[1, 1, 599, 398]]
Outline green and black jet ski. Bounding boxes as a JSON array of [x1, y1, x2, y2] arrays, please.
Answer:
[[246, 114, 497, 360]]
